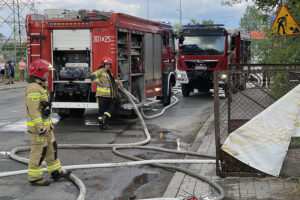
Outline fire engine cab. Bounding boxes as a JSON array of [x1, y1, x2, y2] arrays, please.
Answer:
[[26, 9, 176, 117], [176, 24, 251, 97]]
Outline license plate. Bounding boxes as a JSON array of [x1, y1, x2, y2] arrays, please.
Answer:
[[195, 66, 207, 70]]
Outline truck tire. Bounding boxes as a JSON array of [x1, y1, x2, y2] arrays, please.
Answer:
[[182, 84, 190, 97], [162, 83, 172, 106]]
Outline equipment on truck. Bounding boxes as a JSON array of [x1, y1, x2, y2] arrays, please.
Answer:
[[26, 9, 176, 117], [176, 24, 251, 97]]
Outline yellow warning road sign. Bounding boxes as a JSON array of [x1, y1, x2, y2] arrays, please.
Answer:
[[271, 5, 300, 36]]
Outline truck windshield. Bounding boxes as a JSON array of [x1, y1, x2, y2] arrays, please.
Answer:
[[180, 36, 225, 55]]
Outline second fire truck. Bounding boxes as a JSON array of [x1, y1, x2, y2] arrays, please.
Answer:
[[26, 9, 176, 117], [176, 24, 251, 97]]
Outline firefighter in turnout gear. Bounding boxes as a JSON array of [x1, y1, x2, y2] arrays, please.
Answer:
[[25, 59, 71, 186], [91, 57, 123, 130]]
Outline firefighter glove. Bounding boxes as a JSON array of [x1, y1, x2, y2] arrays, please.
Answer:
[[40, 101, 51, 118], [90, 74, 97, 81], [41, 108, 51, 119], [40, 101, 51, 108], [39, 127, 49, 137]]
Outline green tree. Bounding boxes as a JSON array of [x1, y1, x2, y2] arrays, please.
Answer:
[[173, 23, 182, 36], [222, 0, 299, 13], [188, 18, 199, 25], [187, 19, 215, 25], [242, 6, 300, 99], [239, 5, 264, 31], [201, 19, 214, 25]]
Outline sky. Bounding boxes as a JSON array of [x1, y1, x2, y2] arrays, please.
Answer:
[[0, 0, 253, 38]]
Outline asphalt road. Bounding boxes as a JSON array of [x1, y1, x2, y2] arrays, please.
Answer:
[[0, 87, 214, 200]]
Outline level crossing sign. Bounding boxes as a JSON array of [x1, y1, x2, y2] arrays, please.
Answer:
[[271, 5, 300, 36]]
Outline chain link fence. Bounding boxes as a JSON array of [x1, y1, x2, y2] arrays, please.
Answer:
[[214, 64, 300, 177], [0, 45, 27, 81]]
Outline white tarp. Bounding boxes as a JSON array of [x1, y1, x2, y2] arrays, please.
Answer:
[[222, 84, 300, 176], [294, 111, 300, 137]]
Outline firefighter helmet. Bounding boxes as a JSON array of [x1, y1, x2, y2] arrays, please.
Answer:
[[29, 59, 54, 78], [102, 57, 112, 65]]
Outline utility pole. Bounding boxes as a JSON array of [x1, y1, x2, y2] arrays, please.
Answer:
[[179, 0, 182, 26], [17, 0, 22, 46], [0, 0, 36, 58], [147, 0, 149, 20], [13, 0, 16, 58]]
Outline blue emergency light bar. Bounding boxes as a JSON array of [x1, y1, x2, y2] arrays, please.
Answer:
[[182, 24, 224, 28]]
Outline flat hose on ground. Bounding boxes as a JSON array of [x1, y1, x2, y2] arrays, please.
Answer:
[[5, 88, 224, 200]]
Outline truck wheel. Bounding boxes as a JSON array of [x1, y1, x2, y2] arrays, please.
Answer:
[[182, 84, 190, 97], [162, 84, 172, 106]]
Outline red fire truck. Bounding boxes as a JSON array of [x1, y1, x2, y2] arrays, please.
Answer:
[[176, 24, 251, 97], [26, 9, 176, 117]]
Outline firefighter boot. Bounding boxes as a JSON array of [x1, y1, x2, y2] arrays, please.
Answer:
[[51, 169, 71, 181], [103, 114, 112, 130], [98, 117, 105, 130], [30, 178, 51, 186]]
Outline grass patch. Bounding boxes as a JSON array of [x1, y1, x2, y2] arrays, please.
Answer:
[[9, 64, 28, 82], [290, 138, 300, 147], [294, 178, 300, 196]]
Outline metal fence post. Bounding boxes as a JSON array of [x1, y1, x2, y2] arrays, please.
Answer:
[[214, 70, 221, 176]]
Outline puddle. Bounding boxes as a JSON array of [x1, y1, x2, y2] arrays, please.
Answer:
[[0, 151, 10, 155], [202, 193, 218, 200], [85, 120, 99, 126], [85, 118, 133, 126], [0, 151, 10, 160], [52, 117, 59, 124], [150, 129, 191, 150], [0, 120, 27, 133], [89, 176, 107, 190], [0, 117, 60, 133], [116, 173, 158, 200]]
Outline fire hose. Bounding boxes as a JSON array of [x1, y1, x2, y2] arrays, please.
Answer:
[[1, 88, 225, 200]]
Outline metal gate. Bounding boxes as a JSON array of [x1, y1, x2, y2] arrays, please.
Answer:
[[213, 64, 300, 177]]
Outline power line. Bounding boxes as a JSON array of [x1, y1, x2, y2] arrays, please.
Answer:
[[0, 0, 37, 58], [0, 0, 37, 44]]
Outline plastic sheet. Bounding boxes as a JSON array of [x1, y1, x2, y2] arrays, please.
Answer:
[[222, 84, 300, 176]]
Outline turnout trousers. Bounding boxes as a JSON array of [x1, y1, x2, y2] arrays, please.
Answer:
[[97, 97, 114, 120], [28, 131, 62, 181]]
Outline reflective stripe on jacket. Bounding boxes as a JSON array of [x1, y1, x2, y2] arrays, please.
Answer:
[[26, 117, 51, 127], [25, 81, 52, 133], [92, 68, 120, 98]]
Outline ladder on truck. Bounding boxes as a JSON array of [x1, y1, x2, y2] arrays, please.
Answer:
[[28, 32, 44, 62]]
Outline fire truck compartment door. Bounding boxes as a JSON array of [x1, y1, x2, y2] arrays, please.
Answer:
[[144, 33, 162, 80], [145, 33, 154, 80], [52, 29, 91, 50], [153, 34, 162, 79]]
